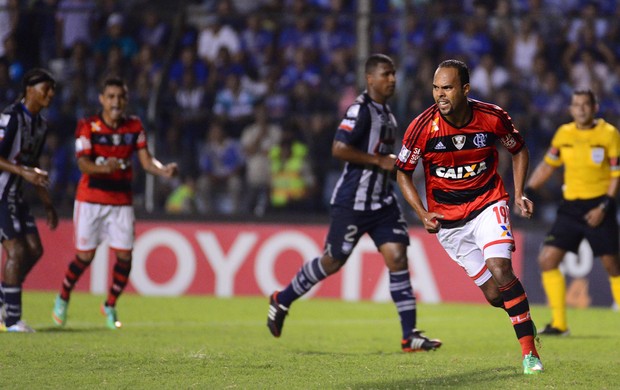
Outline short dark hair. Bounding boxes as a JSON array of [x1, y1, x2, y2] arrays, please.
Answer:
[[100, 76, 127, 93], [573, 89, 597, 106], [365, 53, 394, 74], [22, 68, 56, 92], [437, 59, 470, 86]]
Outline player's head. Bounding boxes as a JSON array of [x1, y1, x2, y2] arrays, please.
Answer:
[[569, 89, 598, 128], [433, 59, 470, 116], [21, 68, 56, 110], [437, 59, 470, 86], [99, 76, 128, 124], [365, 54, 396, 103]]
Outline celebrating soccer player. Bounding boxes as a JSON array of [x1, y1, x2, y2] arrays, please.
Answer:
[[52, 76, 177, 330], [396, 59, 543, 374]]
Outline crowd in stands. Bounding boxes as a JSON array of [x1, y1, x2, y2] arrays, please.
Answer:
[[5, 0, 620, 221]]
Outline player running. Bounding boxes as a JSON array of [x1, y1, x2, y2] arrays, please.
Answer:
[[396, 59, 542, 374], [267, 54, 441, 353]]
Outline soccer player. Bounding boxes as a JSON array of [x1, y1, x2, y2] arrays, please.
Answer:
[[395, 59, 543, 374], [51, 76, 177, 329], [0, 68, 58, 333], [267, 54, 442, 353], [526, 89, 620, 336]]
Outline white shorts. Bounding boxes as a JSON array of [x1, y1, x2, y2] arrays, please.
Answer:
[[436, 200, 515, 286], [74, 200, 135, 252]]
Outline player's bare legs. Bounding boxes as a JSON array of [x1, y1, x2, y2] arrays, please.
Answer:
[[19, 233, 45, 283], [484, 257, 540, 366], [600, 254, 620, 276], [319, 254, 346, 275], [478, 277, 503, 308], [380, 242, 407, 272]]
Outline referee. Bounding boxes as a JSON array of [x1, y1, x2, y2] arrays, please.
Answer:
[[527, 89, 620, 335]]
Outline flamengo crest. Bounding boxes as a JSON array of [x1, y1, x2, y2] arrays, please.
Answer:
[[473, 133, 487, 148]]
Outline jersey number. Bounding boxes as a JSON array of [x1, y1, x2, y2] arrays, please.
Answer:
[[344, 225, 358, 242], [492, 205, 509, 224]]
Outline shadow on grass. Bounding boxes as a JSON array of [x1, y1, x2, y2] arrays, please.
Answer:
[[36, 326, 110, 333], [353, 366, 519, 388], [539, 335, 605, 340], [294, 350, 406, 357]]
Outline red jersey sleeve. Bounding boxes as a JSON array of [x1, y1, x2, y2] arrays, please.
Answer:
[[136, 127, 147, 150], [489, 103, 525, 154], [395, 107, 434, 172], [74, 118, 93, 159]]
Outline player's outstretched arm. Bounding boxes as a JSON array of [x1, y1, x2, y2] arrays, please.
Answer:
[[138, 148, 178, 178], [0, 157, 50, 187], [525, 159, 556, 194]]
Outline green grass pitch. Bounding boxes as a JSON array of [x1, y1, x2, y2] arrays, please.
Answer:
[[1, 292, 619, 389]]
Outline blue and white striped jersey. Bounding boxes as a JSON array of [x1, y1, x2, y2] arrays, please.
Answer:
[[330, 92, 399, 211], [0, 102, 48, 201]]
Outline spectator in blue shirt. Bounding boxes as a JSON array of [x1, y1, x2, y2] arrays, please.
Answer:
[[168, 45, 209, 93], [442, 18, 492, 67], [213, 73, 256, 138], [93, 13, 138, 64], [196, 121, 244, 214]]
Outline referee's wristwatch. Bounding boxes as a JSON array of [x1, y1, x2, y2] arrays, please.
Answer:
[[598, 196, 614, 212]]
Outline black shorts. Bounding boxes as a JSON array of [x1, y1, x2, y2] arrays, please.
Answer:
[[0, 197, 38, 242], [545, 196, 619, 256], [324, 202, 410, 262]]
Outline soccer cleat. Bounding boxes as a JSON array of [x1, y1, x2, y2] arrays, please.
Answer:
[[267, 292, 288, 337], [52, 295, 68, 326], [401, 329, 442, 352], [6, 320, 36, 333], [0, 321, 5, 332], [522, 351, 544, 374], [538, 323, 570, 336], [101, 304, 122, 330]]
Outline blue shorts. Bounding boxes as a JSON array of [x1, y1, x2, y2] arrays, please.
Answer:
[[324, 202, 409, 262], [0, 197, 38, 242]]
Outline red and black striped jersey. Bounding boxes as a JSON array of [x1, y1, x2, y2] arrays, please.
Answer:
[[74, 115, 147, 205], [396, 99, 525, 226]]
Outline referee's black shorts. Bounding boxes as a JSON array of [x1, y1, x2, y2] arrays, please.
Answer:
[[544, 196, 619, 256]]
